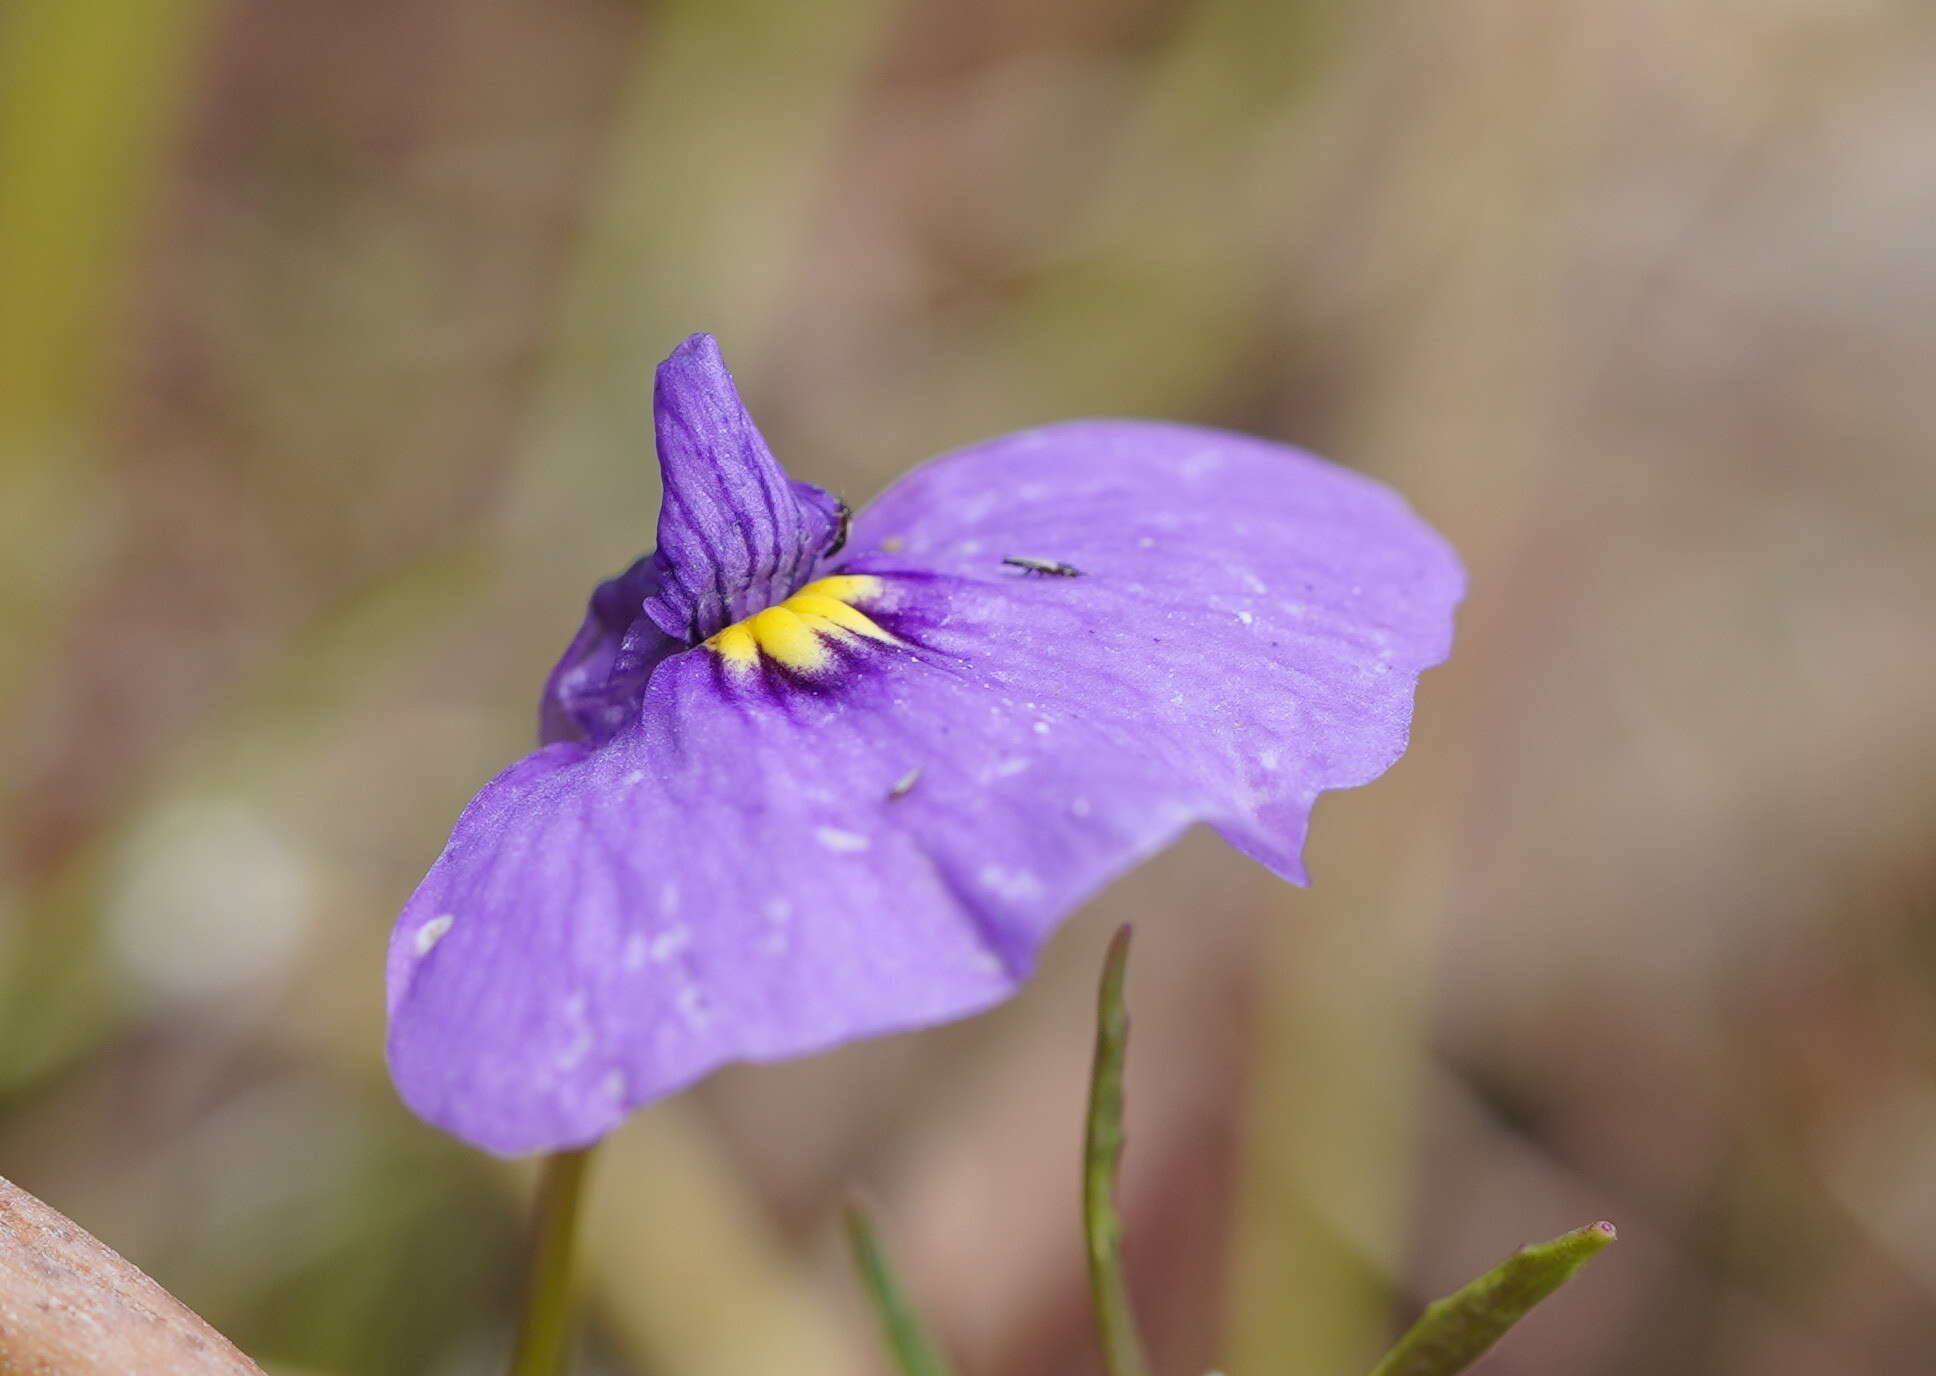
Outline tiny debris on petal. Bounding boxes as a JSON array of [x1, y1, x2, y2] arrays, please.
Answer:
[[814, 826, 871, 853], [648, 927, 692, 963], [675, 986, 713, 1028], [413, 914, 454, 956]]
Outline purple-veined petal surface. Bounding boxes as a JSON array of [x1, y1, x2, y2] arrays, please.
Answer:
[[642, 334, 845, 642], [388, 420, 1462, 1154]]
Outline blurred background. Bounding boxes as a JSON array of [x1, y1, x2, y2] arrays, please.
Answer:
[[4, 1, 1935, 1372]]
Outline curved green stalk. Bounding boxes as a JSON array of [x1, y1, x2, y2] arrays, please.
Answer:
[[1084, 926, 1151, 1376], [509, 1147, 598, 1376], [843, 1200, 956, 1376]]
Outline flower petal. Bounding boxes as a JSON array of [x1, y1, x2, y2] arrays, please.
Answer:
[[843, 420, 1464, 878], [389, 635, 1204, 1154], [387, 420, 1461, 1154], [538, 556, 680, 747], [641, 334, 845, 642]]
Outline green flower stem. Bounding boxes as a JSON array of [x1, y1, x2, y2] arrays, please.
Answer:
[[509, 1146, 598, 1376], [843, 1200, 957, 1376], [1084, 926, 1151, 1376]]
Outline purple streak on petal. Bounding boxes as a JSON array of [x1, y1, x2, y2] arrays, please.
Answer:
[[640, 334, 844, 642]]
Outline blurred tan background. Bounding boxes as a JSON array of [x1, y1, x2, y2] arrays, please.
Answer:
[[4, 1, 1935, 1373]]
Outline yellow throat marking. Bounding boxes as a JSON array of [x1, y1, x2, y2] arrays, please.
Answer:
[[703, 575, 895, 673]]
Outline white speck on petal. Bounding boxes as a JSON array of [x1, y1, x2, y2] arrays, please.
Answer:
[[977, 864, 1044, 901], [558, 993, 593, 1070], [623, 770, 646, 786], [649, 927, 691, 963], [764, 898, 793, 923], [1243, 573, 1268, 594], [815, 826, 870, 853], [1236, 610, 1255, 626], [1032, 720, 1050, 736], [414, 914, 454, 957], [676, 986, 712, 1028], [1137, 536, 1156, 548], [1071, 797, 1092, 817], [603, 1070, 628, 1100], [1170, 692, 1186, 706], [1259, 749, 1280, 772], [992, 757, 1032, 778]]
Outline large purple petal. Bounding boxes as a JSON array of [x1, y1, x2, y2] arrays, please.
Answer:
[[841, 420, 1465, 880], [641, 335, 845, 642], [387, 420, 1461, 1155]]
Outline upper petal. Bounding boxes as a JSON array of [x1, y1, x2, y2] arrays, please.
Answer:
[[843, 420, 1464, 878], [641, 335, 845, 642]]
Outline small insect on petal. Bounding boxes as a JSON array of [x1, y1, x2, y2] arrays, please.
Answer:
[[1002, 555, 1083, 577], [888, 768, 921, 801]]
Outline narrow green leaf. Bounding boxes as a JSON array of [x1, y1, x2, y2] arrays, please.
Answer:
[[1367, 1221, 1618, 1376], [1084, 926, 1152, 1376], [843, 1200, 956, 1376]]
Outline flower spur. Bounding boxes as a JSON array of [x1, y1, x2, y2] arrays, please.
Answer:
[[387, 333, 1464, 1155]]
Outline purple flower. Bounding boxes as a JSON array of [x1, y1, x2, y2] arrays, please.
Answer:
[[387, 334, 1464, 1155]]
